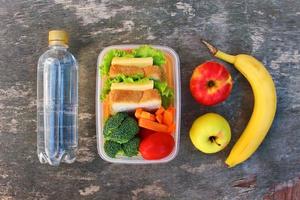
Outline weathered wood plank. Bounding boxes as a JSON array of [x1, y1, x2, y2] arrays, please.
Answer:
[[0, 0, 300, 199]]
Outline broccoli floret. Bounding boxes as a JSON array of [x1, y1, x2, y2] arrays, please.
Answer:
[[122, 137, 140, 157], [104, 140, 122, 158], [104, 112, 128, 136], [104, 113, 139, 144]]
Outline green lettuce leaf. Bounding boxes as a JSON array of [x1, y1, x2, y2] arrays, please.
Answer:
[[100, 49, 133, 75], [132, 45, 166, 66], [101, 76, 174, 108], [100, 75, 150, 100], [99, 45, 169, 103], [153, 81, 174, 108], [100, 45, 166, 76]]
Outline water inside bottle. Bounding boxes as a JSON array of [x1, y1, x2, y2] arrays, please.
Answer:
[[37, 41, 78, 166]]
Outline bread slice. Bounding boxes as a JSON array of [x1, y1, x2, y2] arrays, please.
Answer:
[[110, 80, 154, 91], [111, 57, 153, 67], [143, 66, 162, 80], [109, 89, 161, 114], [109, 65, 162, 80], [109, 65, 144, 77]]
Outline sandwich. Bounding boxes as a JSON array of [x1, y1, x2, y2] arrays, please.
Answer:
[[109, 57, 162, 114], [109, 89, 161, 114], [109, 65, 162, 80], [100, 45, 174, 114]]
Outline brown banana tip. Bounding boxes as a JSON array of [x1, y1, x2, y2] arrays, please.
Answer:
[[201, 39, 218, 55], [224, 163, 230, 168]]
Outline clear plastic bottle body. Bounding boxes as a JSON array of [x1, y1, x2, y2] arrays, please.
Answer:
[[37, 45, 78, 166]]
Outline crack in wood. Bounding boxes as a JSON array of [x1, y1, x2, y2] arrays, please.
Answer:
[[232, 175, 257, 188]]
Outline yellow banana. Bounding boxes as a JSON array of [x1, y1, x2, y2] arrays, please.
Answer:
[[202, 40, 277, 167]]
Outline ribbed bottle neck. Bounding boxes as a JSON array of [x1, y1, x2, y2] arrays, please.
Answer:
[[49, 44, 68, 50]]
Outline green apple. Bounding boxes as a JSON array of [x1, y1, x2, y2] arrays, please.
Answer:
[[189, 113, 231, 154]]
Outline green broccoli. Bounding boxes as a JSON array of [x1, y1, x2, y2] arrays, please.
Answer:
[[104, 113, 139, 144], [122, 137, 140, 157], [103, 112, 128, 135], [104, 140, 122, 158]]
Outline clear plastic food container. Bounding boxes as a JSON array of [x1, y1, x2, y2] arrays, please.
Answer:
[[96, 45, 181, 164]]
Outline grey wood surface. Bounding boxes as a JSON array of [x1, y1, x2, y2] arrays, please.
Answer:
[[1, 0, 300, 199]]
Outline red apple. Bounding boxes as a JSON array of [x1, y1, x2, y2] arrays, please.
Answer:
[[190, 61, 233, 106]]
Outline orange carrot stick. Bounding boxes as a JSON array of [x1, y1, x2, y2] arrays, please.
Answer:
[[135, 108, 143, 119], [138, 118, 169, 133], [140, 111, 156, 121], [167, 123, 176, 134], [167, 107, 175, 116], [155, 107, 165, 116], [163, 109, 174, 126], [156, 114, 163, 123]]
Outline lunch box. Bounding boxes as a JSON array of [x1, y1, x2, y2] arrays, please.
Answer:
[[96, 45, 181, 164]]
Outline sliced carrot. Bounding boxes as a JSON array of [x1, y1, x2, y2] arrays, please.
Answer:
[[156, 114, 163, 123], [167, 107, 175, 116], [135, 108, 143, 118], [140, 111, 156, 121], [155, 107, 165, 116], [138, 118, 169, 133], [163, 109, 174, 126], [167, 123, 176, 134]]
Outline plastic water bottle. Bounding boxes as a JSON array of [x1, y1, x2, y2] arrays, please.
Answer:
[[37, 30, 78, 166]]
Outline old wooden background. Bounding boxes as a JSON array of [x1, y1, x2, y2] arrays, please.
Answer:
[[0, 0, 300, 199]]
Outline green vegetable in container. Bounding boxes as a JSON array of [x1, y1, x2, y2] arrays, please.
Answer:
[[122, 137, 140, 157], [104, 140, 122, 158], [103, 113, 139, 144], [154, 80, 174, 108], [100, 74, 150, 100], [132, 45, 166, 66], [100, 45, 166, 75], [100, 49, 133, 75]]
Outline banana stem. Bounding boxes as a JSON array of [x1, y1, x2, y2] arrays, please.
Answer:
[[201, 39, 236, 64], [201, 40, 218, 55]]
